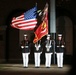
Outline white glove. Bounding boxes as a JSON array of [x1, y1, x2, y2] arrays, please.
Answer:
[[28, 52, 30, 55], [61, 45, 64, 48], [40, 52, 42, 54], [55, 52, 56, 54], [21, 46, 24, 48], [57, 46, 59, 47]]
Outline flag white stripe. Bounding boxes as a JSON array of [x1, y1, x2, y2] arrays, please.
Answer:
[[12, 19, 37, 25], [18, 25, 36, 29], [12, 18, 36, 22], [12, 18, 24, 22], [12, 22, 37, 26]]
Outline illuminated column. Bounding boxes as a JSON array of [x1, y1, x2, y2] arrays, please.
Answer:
[[50, 0, 56, 64]]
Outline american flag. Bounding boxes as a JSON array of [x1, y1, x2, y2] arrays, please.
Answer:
[[11, 6, 37, 30]]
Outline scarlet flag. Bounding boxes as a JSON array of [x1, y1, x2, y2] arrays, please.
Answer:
[[33, 3, 48, 43]]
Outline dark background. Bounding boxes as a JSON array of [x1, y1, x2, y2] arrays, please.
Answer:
[[0, 0, 76, 74]]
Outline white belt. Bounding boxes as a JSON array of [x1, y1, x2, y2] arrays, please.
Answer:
[[25, 46, 28, 48]]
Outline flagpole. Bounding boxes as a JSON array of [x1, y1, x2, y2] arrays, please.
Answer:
[[35, 2, 37, 6], [50, 0, 56, 64]]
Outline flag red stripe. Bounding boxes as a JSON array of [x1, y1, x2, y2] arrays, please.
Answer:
[[12, 19, 37, 25], [11, 23, 36, 28]]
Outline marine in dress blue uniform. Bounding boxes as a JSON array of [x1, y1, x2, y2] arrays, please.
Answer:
[[56, 34, 65, 68], [20, 34, 30, 68], [45, 34, 53, 68], [34, 40, 42, 68]]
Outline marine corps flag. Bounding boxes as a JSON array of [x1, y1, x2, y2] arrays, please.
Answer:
[[33, 3, 48, 43]]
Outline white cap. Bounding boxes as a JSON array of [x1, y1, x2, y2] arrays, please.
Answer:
[[47, 34, 50, 37], [24, 34, 27, 37], [58, 34, 62, 37]]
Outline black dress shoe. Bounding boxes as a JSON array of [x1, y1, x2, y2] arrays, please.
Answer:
[[35, 66, 40, 68], [46, 67, 50, 68], [23, 67, 28, 68], [58, 67, 63, 68]]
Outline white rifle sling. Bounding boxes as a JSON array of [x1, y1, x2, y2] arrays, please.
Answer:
[[35, 44, 41, 51], [25, 46, 29, 48], [46, 40, 52, 52]]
